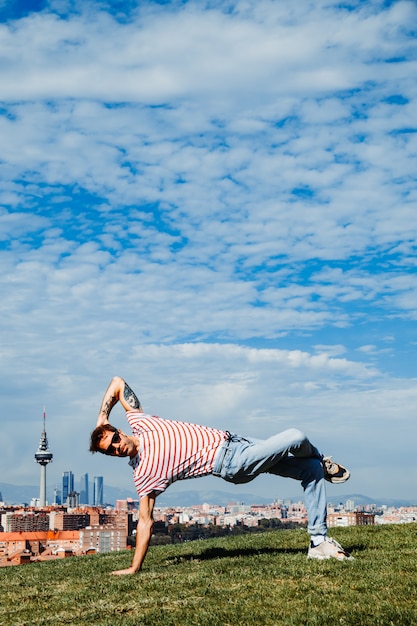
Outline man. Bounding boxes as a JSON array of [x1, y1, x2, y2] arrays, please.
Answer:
[[90, 376, 353, 575]]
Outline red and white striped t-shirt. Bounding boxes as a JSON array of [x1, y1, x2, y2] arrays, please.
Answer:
[[126, 411, 227, 498]]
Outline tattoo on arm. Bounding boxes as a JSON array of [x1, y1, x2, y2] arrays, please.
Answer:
[[100, 392, 118, 419], [123, 382, 141, 409]]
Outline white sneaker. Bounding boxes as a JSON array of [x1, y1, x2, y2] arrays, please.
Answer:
[[308, 537, 354, 561]]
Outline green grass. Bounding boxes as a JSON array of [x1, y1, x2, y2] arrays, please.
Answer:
[[1, 524, 416, 625]]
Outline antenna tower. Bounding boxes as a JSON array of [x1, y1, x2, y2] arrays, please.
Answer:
[[34, 408, 53, 507]]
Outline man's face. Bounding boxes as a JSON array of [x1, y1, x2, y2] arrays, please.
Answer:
[[99, 429, 136, 458]]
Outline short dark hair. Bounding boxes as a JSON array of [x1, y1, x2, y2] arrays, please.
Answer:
[[89, 424, 118, 454]]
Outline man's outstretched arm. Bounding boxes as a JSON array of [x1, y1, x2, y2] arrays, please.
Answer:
[[111, 493, 155, 576], [96, 376, 142, 427]]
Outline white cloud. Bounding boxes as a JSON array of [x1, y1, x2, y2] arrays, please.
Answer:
[[0, 0, 416, 501]]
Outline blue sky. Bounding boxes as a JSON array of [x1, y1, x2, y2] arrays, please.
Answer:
[[1, 0, 416, 504]]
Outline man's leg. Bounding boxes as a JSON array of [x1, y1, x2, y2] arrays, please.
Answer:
[[213, 429, 354, 560], [214, 429, 326, 536], [218, 428, 322, 483], [268, 456, 328, 537], [268, 455, 353, 560]]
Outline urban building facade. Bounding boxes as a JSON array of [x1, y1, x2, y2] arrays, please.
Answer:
[[327, 511, 375, 527], [0, 506, 129, 566]]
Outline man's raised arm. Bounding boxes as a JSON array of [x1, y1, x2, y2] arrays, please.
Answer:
[[96, 376, 142, 427]]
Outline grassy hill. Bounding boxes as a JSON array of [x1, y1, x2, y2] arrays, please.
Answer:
[[1, 524, 416, 625]]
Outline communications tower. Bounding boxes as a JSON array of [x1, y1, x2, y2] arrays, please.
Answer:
[[34, 408, 53, 507]]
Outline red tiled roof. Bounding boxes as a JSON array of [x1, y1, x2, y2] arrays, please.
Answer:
[[0, 530, 80, 541]]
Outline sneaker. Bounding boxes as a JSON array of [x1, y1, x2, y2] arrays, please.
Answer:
[[323, 456, 350, 483], [308, 537, 354, 561]]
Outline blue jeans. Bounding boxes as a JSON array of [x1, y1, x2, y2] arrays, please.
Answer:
[[212, 428, 327, 536]]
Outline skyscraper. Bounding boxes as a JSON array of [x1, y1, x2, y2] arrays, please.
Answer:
[[79, 473, 89, 505], [53, 487, 62, 506], [34, 408, 53, 507], [93, 476, 104, 506], [62, 471, 74, 505]]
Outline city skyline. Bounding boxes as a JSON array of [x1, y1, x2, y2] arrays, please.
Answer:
[[32, 415, 106, 508], [1, 0, 416, 502], [1, 476, 415, 511]]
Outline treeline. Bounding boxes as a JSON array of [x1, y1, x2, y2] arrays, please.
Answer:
[[129, 518, 306, 546]]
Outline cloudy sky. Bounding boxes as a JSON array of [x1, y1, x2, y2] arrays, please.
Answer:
[[1, 0, 416, 505]]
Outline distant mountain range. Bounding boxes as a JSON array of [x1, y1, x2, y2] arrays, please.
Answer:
[[154, 490, 417, 508], [0, 482, 415, 508]]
